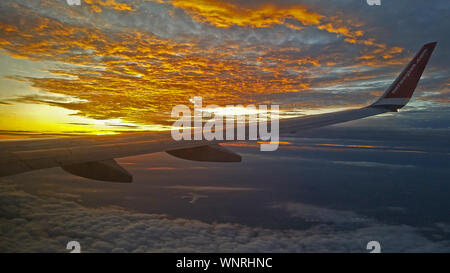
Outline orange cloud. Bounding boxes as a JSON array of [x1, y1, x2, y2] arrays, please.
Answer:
[[164, 0, 403, 64], [167, 0, 386, 46], [318, 23, 363, 39], [84, 0, 133, 13]]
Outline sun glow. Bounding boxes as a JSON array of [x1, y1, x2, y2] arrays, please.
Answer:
[[0, 0, 414, 137]]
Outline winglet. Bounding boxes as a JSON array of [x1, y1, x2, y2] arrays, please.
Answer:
[[371, 42, 437, 110]]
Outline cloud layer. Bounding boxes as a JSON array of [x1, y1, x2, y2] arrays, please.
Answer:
[[1, 178, 450, 253]]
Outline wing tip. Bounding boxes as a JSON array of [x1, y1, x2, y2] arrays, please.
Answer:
[[425, 41, 437, 48], [371, 41, 437, 110]]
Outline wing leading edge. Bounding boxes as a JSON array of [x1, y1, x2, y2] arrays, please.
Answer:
[[0, 42, 437, 181]]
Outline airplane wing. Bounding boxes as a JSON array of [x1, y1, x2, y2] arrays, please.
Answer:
[[0, 42, 437, 182]]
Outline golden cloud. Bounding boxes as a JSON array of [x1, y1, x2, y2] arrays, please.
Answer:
[[0, 1, 409, 133], [84, 0, 133, 13], [169, 0, 322, 28]]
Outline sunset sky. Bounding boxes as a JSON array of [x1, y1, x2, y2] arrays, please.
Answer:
[[0, 0, 448, 136]]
